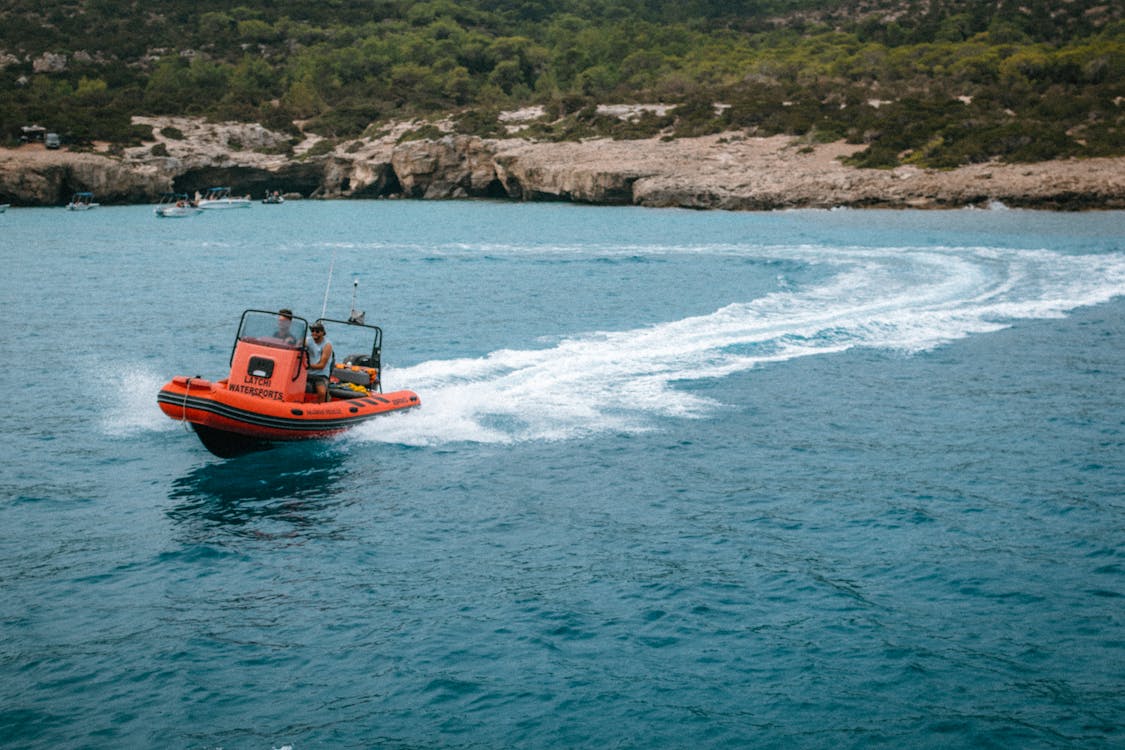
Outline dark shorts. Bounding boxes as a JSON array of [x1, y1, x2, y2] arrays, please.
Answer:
[[306, 375, 329, 392]]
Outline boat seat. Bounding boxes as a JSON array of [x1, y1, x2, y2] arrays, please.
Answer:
[[344, 353, 376, 367]]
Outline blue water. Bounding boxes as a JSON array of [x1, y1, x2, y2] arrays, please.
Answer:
[[1, 201, 1123, 748]]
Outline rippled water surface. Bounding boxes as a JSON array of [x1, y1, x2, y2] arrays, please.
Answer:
[[1, 202, 1123, 748]]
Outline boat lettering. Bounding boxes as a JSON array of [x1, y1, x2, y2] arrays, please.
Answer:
[[242, 374, 273, 387], [229, 383, 284, 400]]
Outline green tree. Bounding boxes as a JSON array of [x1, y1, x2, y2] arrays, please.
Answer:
[[225, 56, 275, 107], [144, 57, 194, 112]]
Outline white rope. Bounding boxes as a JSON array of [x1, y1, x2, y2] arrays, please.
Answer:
[[180, 378, 193, 430]]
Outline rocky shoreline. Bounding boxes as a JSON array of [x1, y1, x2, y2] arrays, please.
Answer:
[[1, 115, 1122, 210]]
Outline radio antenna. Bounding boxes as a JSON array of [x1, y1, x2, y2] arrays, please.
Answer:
[[348, 279, 365, 324]]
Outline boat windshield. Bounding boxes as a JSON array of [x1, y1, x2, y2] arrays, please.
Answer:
[[315, 317, 382, 368], [236, 309, 308, 349]]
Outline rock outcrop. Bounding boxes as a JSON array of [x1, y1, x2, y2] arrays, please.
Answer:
[[0, 149, 168, 206], [1, 115, 1122, 210], [391, 135, 504, 199]]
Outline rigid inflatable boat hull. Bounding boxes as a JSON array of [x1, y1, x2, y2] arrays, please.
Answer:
[[157, 376, 419, 456]]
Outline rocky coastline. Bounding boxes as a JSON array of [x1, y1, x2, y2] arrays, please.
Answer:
[[1, 115, 1122, 211]]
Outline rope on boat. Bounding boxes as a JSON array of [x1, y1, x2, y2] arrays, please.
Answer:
[[180, 377, 193, 431]]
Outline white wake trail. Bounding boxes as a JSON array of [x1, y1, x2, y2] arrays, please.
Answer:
[[350, 246, 1125, 446]]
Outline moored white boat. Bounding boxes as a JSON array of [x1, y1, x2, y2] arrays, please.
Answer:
[[66, 192, 99, 210], [154, 192, 202, 218], [198, 186, 252, 209]]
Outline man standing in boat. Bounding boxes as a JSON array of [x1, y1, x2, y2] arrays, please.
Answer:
[[305, 322, 333, 402]]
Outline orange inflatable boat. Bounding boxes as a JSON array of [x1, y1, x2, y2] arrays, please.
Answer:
[[158, 309, 419, 456]]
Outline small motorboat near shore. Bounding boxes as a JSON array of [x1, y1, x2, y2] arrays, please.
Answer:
[[154, 192, 202, 218], [262, 190, 285, 204], [197, 186, 252, 209], [66, 192, 99, 210], [157, 309, 419, 456]]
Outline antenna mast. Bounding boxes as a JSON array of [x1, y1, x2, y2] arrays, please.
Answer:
[[320, 249, 336, 320]]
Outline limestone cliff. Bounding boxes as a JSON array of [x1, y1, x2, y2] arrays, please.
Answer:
[[1, 116, 1122, 210]]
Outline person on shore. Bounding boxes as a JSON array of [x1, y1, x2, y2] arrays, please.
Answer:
[[273, 308, 297, 345], [305, 322, 333, 402]]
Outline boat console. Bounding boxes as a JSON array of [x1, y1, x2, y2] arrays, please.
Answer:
[[229, 310, 311, 402]]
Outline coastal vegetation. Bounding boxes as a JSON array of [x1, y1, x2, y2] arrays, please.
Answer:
[[1, 0, 1121, 168]]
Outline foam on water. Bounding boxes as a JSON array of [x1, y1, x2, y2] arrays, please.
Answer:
[[355, 244, 1125, 447], [98, 365, 179, 436]]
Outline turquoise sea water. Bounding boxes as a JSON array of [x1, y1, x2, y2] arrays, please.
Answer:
[[1, 201, 1123, 748]]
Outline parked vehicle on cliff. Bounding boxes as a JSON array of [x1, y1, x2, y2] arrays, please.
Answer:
[[197, 186, 252, 209], [66, 192, 99, 210], [19, 125, 46, 144], [154, 192, 202, 218]]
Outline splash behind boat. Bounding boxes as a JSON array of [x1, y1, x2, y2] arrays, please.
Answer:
[[157, 309, 419, 457]]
